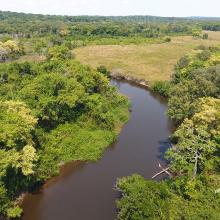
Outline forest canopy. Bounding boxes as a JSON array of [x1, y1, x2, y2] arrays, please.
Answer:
[[1, 11, 219, 39]]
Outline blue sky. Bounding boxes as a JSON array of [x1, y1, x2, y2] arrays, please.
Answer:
[[1, 0, 220, 17]]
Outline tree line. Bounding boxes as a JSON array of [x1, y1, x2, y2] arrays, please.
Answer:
[[0, 11, 213, 37]]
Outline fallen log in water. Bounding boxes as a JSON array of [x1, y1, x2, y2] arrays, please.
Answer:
[[152, 163, 172, 179]]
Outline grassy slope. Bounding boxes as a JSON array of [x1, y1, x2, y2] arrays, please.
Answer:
[[75, 31, 220, 84]]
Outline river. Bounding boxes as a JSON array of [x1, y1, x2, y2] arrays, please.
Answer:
[[22, 79, 173, 220]]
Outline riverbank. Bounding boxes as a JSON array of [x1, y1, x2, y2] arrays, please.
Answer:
[[110, 69, 149, 88], [0, 58, 131, 219], [21, 79, 173, 220], [18, 102, 130, 205]]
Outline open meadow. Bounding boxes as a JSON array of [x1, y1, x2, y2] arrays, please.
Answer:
[[75, 31, 220, 83]]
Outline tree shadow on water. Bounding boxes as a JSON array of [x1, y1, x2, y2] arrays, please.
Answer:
[[157, 139, 172, 163]]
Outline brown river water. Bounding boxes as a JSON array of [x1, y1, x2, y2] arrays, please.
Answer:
[[22, 79, 173, 220]]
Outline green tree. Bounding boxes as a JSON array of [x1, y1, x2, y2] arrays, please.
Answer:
[[0, 101, 37, 149], [0, 101, 38, 218], [168, 77, 217, 123], [97, 65, 110, 77], [116, 175, 170, 220], [167, 97, 220, 177], [47, 45, 73, 60], [18, 73, 85, 126], [196, 50, 211, 61], [202, 33, 209, 39]]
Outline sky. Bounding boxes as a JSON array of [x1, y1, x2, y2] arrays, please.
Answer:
[[0, 0, 220, 17]]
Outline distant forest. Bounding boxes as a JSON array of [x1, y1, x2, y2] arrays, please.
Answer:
[[0, 11, 220, 37]]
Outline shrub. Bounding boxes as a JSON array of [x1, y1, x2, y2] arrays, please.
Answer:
[[196, 50, 211, 61], [7, 206, 22, 219], [164, 36, 171, 42], [176, 55, 190, 69], [195, 45, 207, 50], [47, 45, 73, 60], [202, 33, 209, 39], [97, 65, 110, 77], [152, 81, 171, 97]]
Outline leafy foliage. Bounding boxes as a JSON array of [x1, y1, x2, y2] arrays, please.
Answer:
[[0, 40, 24, 62], [168, 47, 220, 123], [116, 175, 170, 220], [0, 11, 202, 38], [0, 55, 129, 218], [116, 174, 220, 220], [167, 97, 220, 175], [0, 101, 38, 218], [47, 45, 73, 60], [0, 101, 37, 149], [152, 81, 171, 97]]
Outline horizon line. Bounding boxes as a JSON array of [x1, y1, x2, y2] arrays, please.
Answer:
[[1, 10, 220, 19]]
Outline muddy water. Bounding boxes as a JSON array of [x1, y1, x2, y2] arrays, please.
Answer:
[[22, 80, 173, 220]]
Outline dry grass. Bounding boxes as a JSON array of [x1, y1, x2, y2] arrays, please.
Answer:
[[16, 54, 46, 63], [75, 31, 220, 83]]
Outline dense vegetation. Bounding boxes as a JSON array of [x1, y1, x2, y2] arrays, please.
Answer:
[[0, 43, 129, 218], [0, 10, 220, 219], [1, 11, 219, 37], [0, 40, 24, 62], [116, 46, 220, 219], [0, 11, 200, 37], [1, 11, 217, 58], [202, 22, 220, 31]]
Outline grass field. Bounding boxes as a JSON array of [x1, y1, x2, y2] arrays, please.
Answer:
[[75, 31, 220, 83]]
